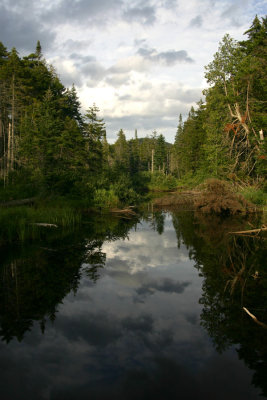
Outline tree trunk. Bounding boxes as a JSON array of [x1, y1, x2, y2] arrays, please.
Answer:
[[11, 74, 15, 171], [7, 121, 11, 175]]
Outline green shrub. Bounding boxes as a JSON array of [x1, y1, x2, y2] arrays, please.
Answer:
[[240, 187, 267, 206], [111, 175, 140, 204], [148, 172, 178, 191], [93, 189, 119, 208]]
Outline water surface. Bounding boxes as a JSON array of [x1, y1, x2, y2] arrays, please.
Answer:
[[0, 211, 266, 399]]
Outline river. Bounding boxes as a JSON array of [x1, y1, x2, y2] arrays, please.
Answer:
[[0, 210, 266, 399]]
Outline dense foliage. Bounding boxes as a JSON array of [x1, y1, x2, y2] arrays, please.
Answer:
[[174, 16, 267, 185], [0, 16, 266, 206]]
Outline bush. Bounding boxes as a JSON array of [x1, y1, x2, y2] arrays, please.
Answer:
[[111, 175, 139, 204], [93, 189, 119, 208]]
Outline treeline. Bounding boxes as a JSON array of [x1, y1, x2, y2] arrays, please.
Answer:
[[173, 16, 266, 183], [0, 39, 176, 203], [0, 41, 89, 196], [0, 16, 266, 206]]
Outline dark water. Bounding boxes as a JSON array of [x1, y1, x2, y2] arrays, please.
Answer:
[[0, 210, 266, 400]]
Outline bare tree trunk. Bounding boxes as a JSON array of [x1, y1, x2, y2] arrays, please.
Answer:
[[6, 122, 11, 183], [11, 74, 15, 171], [151, 149, 154, 173], [3, 121, 6, 185]]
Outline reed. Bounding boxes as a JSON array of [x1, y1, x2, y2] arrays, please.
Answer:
[[0, 204, 82, 244]]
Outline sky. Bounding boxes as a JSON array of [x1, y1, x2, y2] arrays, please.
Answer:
[[0, 0, 266, 142]]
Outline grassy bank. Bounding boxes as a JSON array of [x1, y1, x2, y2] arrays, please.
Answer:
[[239, 186, 267, 207]]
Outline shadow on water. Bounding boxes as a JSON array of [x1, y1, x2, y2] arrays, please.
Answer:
[[0, 208, 266, 398]]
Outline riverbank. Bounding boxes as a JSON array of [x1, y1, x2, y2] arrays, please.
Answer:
[[152, 179, 266, 215], [0, 178, 265, 245]]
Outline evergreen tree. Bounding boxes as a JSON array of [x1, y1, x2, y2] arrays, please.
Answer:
[[171, 114, 183, 176], [129, 130, 140, 175], [35, 40, 42, 62], [84, 104, 106, 176], [154, 134, 167, 172], [113, 129, 129, 172]]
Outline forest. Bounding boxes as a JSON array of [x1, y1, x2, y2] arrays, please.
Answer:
[[0, 16, 266, 209]]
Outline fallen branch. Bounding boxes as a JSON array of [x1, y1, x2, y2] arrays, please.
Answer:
[[110, 208, 137, 216], [243, 307, 267, 329], [229, 227, 267, 235]]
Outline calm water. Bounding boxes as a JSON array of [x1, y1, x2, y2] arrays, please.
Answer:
[[0, 210, 266, 399]]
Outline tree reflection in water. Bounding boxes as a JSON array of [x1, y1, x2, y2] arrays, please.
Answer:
[[172, 210, 267, 397], [0, 209, 266, 397], [0, 214, 137, 343]]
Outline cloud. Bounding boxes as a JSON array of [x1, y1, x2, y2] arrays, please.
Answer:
[[61, 39, 91, 52], [0, 4, 55, 52], [104, 115, 178, 137], [160, 0, 178, 9], [121, 314, 154, 333], [108, 56, 147, 74], [220, 1, 248, 26], [56, 312, 121, 346], [190, 15, 203, 27], [70, 53, 96, 63], [134, 38, 147, 47], [137, 47, 194, 65], [82, 62, 106, 81], [56, 54, 146, 89], [113, 82, 202, 109], [52, 58, 84, 87], [52, 53, 107, 87], [123, 5, 156, 25], [221, 0, 249, 18], [43, 0, 123, 25], [105, 73, 132, 87], [136, 278, 191, 299]]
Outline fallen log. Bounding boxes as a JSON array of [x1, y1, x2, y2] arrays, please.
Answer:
[[30, 223, 58, 228], [110, 207, 137, 216]]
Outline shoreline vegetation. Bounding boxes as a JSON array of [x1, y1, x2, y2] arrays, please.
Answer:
[[153, 179, 263, 214], [0, 177, 265, 245], [0, 16, 266, 242]]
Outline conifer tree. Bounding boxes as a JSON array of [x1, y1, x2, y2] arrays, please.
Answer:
[[114, 129, 129, 172], [154, 134, 167, 172], [84, 104, 106, 176]]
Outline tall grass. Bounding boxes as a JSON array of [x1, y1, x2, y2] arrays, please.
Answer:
[[239, 187, 267, 206], [0, 204, 81, 244]]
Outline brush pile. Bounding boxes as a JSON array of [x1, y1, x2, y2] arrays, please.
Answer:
[[194, 179, 255, 215]]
